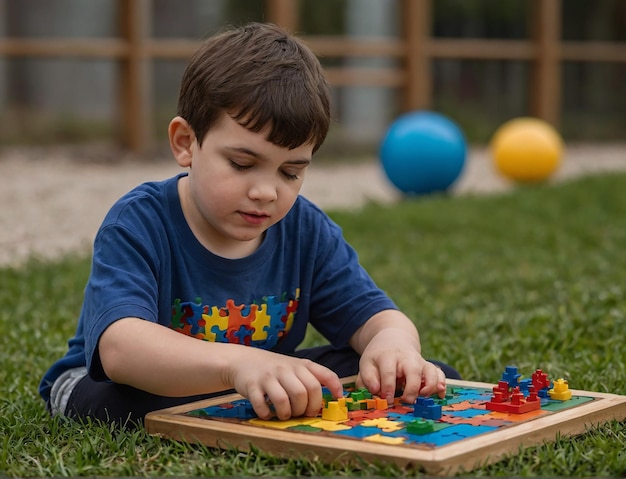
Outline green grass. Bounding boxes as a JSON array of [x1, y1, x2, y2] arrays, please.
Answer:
[[2, 172, 626, 476]]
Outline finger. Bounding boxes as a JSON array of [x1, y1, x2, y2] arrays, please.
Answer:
[[263, 379, 292, 420], [306, 360, 343, 400], [294, 367, 325, 417], [435, 367, 447, 398], [398, 361, 424, 404], [276, 364, 324, 418], [355, 357, 381, 398], [247, 386, 273, 420], [355, 371, 365, 391], [276, 374, 310, 418], [419, 363, 447, 398], [373, 356, 399, 404]]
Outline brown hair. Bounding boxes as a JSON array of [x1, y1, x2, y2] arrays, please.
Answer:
[[177, 22, 330, 153]]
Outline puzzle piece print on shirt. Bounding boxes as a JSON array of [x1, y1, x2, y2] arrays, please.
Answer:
[[203, 306, 228, 342], [170, 293, 297, 347]]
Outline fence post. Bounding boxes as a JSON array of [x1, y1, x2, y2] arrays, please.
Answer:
[[402, 0, 431, 112], [119, 0, 152, 154], [265, 0, 299, 33], [531, 0, 561, 126]]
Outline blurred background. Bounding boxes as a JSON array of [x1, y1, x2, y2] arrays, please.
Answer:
[[0, 0, 624, 157]]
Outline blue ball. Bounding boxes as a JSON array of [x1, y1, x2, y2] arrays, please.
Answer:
[[380, 111, 467, 195]]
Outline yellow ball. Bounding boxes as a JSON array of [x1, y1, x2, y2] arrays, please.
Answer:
[[490, 117, 564, 182]]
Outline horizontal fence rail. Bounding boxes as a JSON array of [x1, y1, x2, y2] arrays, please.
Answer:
[[0, 0, 624, 153]]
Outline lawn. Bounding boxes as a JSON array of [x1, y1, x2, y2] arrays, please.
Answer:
[[2, 172, 625, 476]]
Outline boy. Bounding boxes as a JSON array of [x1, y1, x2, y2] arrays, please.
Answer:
[[40, 22, 459, 426]]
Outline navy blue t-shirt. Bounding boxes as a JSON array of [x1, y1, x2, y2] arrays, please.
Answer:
[[40, 174, 397, 402]]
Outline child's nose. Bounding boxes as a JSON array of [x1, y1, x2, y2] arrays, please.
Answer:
[[248, 181, 278, 202]]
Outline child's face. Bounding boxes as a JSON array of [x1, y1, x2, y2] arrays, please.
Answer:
[[178, 114, 314, 258]]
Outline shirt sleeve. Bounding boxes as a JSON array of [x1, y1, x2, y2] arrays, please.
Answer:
[[82, 219, 162, 381], [307, 212, 398, 347]]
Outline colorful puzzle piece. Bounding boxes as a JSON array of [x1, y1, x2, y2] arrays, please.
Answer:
[[414, 397, 443, 420], [322, 399, 348, 421], [549, 378, 573, 401], [364, 433, 406, 445], [407, 419, 435, 435], [501, 365, 522, 388]]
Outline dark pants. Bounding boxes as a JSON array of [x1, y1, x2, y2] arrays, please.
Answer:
[[64, 345, 461, 427]]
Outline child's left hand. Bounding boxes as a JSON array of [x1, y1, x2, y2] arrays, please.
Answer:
[[354, 327, 446, 405]]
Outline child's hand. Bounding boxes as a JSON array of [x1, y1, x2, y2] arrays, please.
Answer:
[[355, 328, 446, 405], [226, 348, 344, 420]]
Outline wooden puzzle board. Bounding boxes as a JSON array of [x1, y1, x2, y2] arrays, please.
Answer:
[[145, 377, 626, 475]]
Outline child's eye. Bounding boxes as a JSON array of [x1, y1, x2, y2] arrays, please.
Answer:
[[230, 160, 252, 171], [282, 171, 299, 181]]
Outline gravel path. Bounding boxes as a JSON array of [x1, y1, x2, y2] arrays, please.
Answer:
[[1, 143, 625, 267]]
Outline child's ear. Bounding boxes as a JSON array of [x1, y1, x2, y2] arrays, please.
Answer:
[[168, 116, 196, 167]]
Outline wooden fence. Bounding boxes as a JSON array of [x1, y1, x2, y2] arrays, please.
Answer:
[[1, 0, 624, 153]]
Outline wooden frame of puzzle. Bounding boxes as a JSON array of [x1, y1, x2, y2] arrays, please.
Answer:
[[145, 377, 626, 475]]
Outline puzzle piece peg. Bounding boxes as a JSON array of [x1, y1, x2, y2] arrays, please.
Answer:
[[407, 419, 435, 435], [486, 386, 541, 414], [375, 397, 389, 410], [532, 368, 551, 394], [549, 378, 572, 401], [501, 366, 522, 388], [322, 398, 348, 421], [413, 397, 442, 420], [490, 381, 511, 403]]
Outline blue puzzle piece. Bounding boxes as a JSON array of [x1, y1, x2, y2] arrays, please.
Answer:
[[193, 400, 256, 420], [414, 397, 442, 420], [501, 366, 522, 388], [210, 324, 228, 342], [388, 412, 418, 423], [448, 387, 492, 402], [263, 331, 279, 348], [450, 408, 491, 419], [538, 387, 552, 399], [180, 298, 205, 335], [233, 324, 254, 344], [519, 378, 533, 394], [334, 425, 379, 439], [265, 296, 288, 321], [215, 400, 256, 419], [405, 424, 499, 447]]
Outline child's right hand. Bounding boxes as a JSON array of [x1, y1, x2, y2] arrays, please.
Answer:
[[225, 348, 344, 420]]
